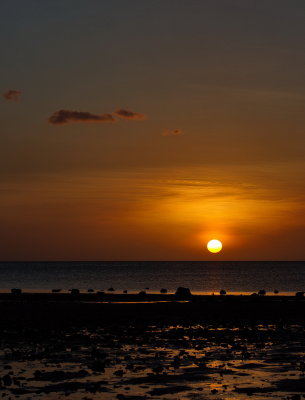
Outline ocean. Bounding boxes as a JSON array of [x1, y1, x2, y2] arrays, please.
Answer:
[[0, 261, 304, 295]]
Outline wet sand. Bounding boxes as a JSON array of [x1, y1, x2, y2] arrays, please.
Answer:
[[1, 294, 305, 399]]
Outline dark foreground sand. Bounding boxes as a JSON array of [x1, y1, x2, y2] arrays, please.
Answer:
[[1, 293, 305, 399]]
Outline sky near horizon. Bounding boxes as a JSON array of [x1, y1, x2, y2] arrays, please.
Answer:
[[1, 0, 305, 260]]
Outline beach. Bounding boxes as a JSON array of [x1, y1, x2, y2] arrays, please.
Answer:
[[2, 293, 305, 399]]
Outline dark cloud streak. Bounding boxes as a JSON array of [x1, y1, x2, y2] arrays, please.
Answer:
[[48, 108, 147, 125], [48, 110, 115, 125], [114, 108, 146, 120], [3, 90, 21, 101], [162, 129, 184, 136]]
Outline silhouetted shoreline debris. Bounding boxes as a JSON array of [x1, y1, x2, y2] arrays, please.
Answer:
[[11, 288, 22, 294], [174, 287, 192, 300]]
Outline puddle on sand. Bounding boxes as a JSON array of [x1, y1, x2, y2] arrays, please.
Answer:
[[1, 324, 305, 399]]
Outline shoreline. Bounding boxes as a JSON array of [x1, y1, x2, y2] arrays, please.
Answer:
[[0, 291, 303, 300], [2, 292, 305, 327]]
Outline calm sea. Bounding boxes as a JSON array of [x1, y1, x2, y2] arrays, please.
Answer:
[[0, 261, 305, 295]]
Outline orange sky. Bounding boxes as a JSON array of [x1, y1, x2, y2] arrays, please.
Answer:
[[1, 1, 305, 260]]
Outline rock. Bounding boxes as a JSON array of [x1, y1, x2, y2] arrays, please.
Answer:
[[116, 395, 147, 400], [148, 386, 190, 396], [152, 364, 164, 374], [197, 362, 207, 370], [88, 289, 94, 292], [33, 369, 89, 381], [34, 370, 42, 379], [174, 287, 192, 300], [108, 287, 115, 291], [290, 395, 302, 400], [114, 369, 124, 377], [220, 289, 226, 295], [90, 360, 105, 372], [172, 355, 180, 369], [296, 292, 304, 299], [160, 288, 167, 293], [258, 290, 266, 296], [11, 288, 22, 294], [52, 289, 61, 293], [71, 289, 80, 295], [3, 374, 12, 386], [123, 290, 128, 294]]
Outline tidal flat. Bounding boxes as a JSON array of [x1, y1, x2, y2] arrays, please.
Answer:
[[2, 323, 305, 399], [2, 295, 305, 399]]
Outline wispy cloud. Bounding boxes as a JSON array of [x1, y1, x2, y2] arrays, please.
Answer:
[[48, 110, 115, 125], [114, 109, 146, 120], [3, 90, 21, 101], [162, 129, 184, 136]]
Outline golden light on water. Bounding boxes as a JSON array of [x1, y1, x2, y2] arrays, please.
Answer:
[[207, 239, 223, 253]]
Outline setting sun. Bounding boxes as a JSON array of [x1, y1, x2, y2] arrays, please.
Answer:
[[207, 239, 223, 253]]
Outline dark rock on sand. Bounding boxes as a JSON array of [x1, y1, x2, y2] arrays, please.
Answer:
[[52, 289, 61, 293], [174, 287, 192, 300], [152, 364, 164, 374], [10, 388, 33, 395], [148, 385, 190, 396], [172, 355, 180, 369], [277, 377, 305, 391], [37, 381, 108, 394], [2, 374, 12, 386], [71, 289, 80, 295], [234, 386, 275, 394], [220, 289, 226, 295], [32, 369, 89, 381], [160, 288, 167, 293], [116, 395, 147, 400], [108, 287, 115, 291], [114, 369, 124, 377], [90, 360, 106, 372], [91, 348, 108, 359]]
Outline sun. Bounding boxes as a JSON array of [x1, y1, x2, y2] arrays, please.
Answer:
[[207, 239, 222, 253]]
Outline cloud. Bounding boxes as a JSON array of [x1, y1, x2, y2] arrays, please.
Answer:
[[48, 110, 115, 125], [162, 129, 184, 136], [3, 90, 21, 101], [114, 108, 146, 120]]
